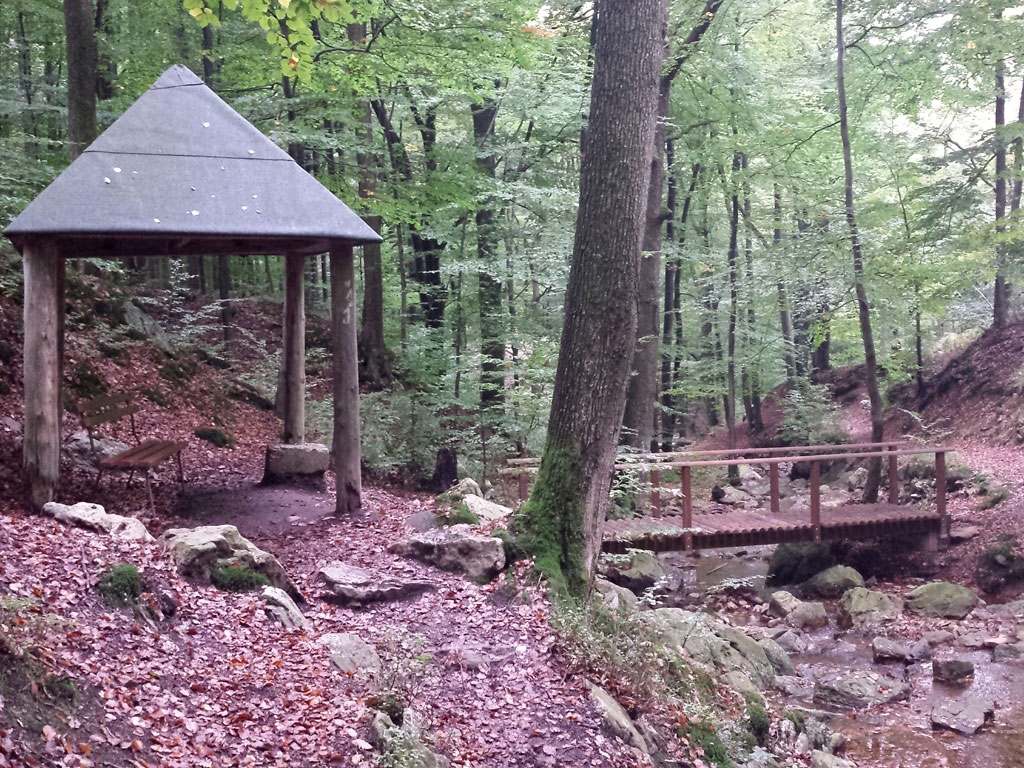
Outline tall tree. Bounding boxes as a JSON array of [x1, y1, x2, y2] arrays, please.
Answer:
[[836, 0, 884, 501], [523, 0, 665, 596], [63, 0, 97, 159]]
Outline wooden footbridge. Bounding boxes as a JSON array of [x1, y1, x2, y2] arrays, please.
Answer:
[[504, 442, 950, 553]]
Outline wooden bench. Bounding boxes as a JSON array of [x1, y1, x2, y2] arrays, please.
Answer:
[[78, 393, 188, 512]]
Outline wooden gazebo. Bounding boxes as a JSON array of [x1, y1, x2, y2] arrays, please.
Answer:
[[3, 65, 381, 512]]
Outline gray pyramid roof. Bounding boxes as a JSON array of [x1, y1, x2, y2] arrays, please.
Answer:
[[5, 65, 380, 257]]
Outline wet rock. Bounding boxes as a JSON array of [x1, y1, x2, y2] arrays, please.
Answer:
[[923, 630, 956, 647], [805, 565, 864, 599], [993, 643, 1024, 661], [42, 501, 154, 542], [593, 577, 638, 613], [261, 443, 329, 489], [161, 525, 300, 600], [768, 543, 836, 585], [788, 601, 829, 630], [774, 629, 808, 654], [757, 637, 795, 676], [390, 525, 505, 580], [932, 659, 974, 684], [605, 549, 664, 594], [371, 710, 450, 768], [742, 746, 778, 768], [316, 561, 434, 606], [768, 590, 803, 618], [587, 682, 649, 754], [949, 526, 980, 543], [261, 586, 309, 630], [871, 636, 930, 664], [813, 670, 910, 708], [62, 432, 132, 475], [930, 696, 995, 735], [837, 587, 903, 631], [810, 751, 855, 768], [318, 632, 381, 676], [904, 582, 978, 619], [774, 675, 811, 697]]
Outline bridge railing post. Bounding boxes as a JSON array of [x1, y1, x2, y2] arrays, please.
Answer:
[[682, 465, 693, 551], [769, 462, 780, 514], [888, 442, 899, 505], [936, 450, 948, 545], [650, 469, 661, 518], [810, 460, 821, 543]]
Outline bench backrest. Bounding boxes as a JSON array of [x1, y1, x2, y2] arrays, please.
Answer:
[[78, 393, 141, 444]]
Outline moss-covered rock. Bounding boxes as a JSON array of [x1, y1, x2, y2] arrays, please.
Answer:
[[768, 543, 836, 585], [837, 588, 903, 630], [904, 582, 977, 619], [805, 565, 864, 599]]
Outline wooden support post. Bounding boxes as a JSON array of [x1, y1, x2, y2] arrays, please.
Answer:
[[810, 460, 821, 543], [769, 462, 780, 514], [330, 245, 362, 516], [682, 465, 693, 551], [650, 469, 661, 518], [282, 253, 306, 444], [936, 450, 948, 544], [888, 443, 899, 505], [518, 472, 529, 502], [23, 240, 65, 510]]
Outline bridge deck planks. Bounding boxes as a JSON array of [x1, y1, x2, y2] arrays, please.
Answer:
[[603, 503, 940, 553]]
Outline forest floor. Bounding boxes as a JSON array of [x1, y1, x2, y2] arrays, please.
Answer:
[[2, 287, 1024, 767]]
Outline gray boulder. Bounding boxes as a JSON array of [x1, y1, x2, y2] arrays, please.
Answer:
[[805, 565, 864, 599], [930, 697, 995, 735], [124, 301, 173, 354], [261, 443, 329, 488], [646, 608, 775, 692], [587, 683, 649, 754], [593, 577, 638, 614], [787, 601, 829, 630], [871, 636, 930, 664], [389, 525, 505, 580], [161, 525, 300, 601], [371, 710, 450, 768], [904, 582, 978, 619], [62, 432, 132, 475], [846, 467, 868, 492], [757, 637, 796, 676], [316, 561, 434, 606], [811, 751, 856, 768], [461, 494, 512, 524], [837, 588, 903, 631], [606, 549, 665, 594], [42, 501, 154, 542], [813, 670, 910, 708], [318, 632, 381, 676], [262, 586, 309, 630], [768, 590, 803, 618], [718, 485, 752, 506]]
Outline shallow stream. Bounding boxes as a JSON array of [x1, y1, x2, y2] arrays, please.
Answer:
[[667, 549, 1024, 768]]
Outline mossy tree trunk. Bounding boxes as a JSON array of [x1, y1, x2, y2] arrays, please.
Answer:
[[523, 0, 665, 597]]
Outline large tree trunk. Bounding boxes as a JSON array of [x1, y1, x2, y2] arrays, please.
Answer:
[[993, 51, 1009, 329], [775, 184, 797, 385], [331, 245, 362, 516], [63, 0, 97, 160], [837, 0, 884, 501], [472, 91, 505, 412], [523, 0, 664, 597]]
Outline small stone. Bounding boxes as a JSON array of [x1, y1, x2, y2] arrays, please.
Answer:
[[949, 526, 981, 543], [930, 696, 995, 735], [805, 565, 865, 599], [261, 586, 309, 630], [923, 630, 956, 647], [813, 670, 911, 709], [318, 633, 381, 676], [871, 636, 930, 664]]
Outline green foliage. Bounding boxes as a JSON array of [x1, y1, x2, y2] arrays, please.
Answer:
[[492, 528, 526, 564], [978, 481, 1009, 510], [369, 631, 432, 727], [439, 503, 478, 527], [210, 564, 270, 592], [678, 718, 734, 768], [98, 563, 143, 608], [976, 534, 1024, 594], [778, 382, 845, 447], [194, 427, 234, 447], [744, 691, 771, 747]]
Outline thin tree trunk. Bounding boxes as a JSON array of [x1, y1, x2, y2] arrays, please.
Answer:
[[775, 184, 797, 385], [837, 0, 884, 501], [725, 155, 740, 483], [994, 49, 1009, 329], [331, 245, 362, 516], [740, 154, 762, 434], [64, 0, 97, 160], [524, 0, 665, 596]]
